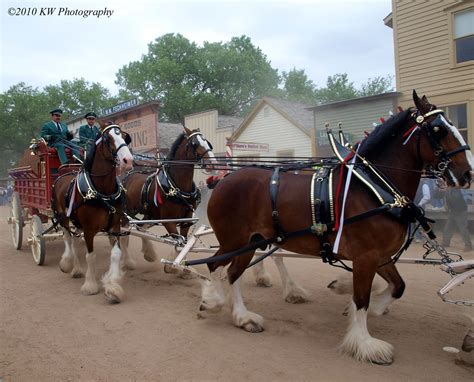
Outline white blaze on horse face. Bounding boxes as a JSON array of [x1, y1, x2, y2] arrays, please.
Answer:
[[109, 128, 133, 170], [196, 135, 216, 162], [441, 115, 474, 171]]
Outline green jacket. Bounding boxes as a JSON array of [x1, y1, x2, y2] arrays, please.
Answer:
[[40, 121, 72, 143], [79, 124, 100, 146]]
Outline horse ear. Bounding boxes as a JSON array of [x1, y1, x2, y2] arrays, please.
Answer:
[[183, 126, 192, 136], [412, 89, 427, 113]]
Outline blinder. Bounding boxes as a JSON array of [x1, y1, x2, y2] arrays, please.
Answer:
[[99, 125, 131, 161], [186, 132, 213, 160], [415, 109, 470, 178]]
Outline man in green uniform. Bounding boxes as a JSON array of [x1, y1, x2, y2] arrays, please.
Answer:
[[40, 108, 80, 165], [79, 112, 100, 150]]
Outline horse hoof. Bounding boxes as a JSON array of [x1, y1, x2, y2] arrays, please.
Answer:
[[164, 264, 178, 274], [242, 322, 264, 333], [179, 271, 196, 280], [199, 301, 223, 314], [285, 293, 308, 304], [71, 269, 84, 279], [144, 254, 156, 262], [255, 276, 272, 287], [105, 291, 122, 304], [80, 283, 100, 296]]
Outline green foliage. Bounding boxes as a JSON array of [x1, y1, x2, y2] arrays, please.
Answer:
[[281, 68, 317, 104], [315, 73, 358, 104], [116, 33, 279, 121], [0, 79, 117, 176], [43, 78, 117, 116], [358, 75, 394, 97], [0, 83, 49, 175]]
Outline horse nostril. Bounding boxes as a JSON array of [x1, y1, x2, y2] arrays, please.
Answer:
[[123, 158, 128, 164]]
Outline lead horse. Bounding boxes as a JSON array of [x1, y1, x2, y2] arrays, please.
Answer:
[[52, 124, 133, 303], [199, 91, 473, 364]]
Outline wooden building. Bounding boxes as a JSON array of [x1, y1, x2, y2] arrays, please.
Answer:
[[386, 0, 473, 143]]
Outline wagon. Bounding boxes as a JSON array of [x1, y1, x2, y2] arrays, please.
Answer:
[[7, 139, 79, 265]]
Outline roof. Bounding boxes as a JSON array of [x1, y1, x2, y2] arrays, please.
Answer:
[[309, 92, 400, 111], [232, 96, 314, 141], [218, 115, 244, 130], [158, 122, 183, 150]]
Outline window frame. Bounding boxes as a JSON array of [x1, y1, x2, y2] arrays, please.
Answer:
[[440, 102, 469, 144], [447, 4, 474, 68]]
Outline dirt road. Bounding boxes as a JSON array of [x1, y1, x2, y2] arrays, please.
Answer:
[[0, 205, 473, 381]]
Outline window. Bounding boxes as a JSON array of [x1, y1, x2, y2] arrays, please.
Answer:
[[442, 103, 468, 143], [454, 8, 474, 63]]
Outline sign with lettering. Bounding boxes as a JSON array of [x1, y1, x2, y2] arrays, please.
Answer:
[[120, 113, 158, 153], [230, 141, 269, 152], [100, 98, 139, 117]]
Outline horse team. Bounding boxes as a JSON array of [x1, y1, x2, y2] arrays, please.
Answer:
[[49, 92, 474, 365]]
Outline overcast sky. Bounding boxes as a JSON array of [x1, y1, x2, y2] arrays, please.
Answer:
[[0, 0, 394, 94]]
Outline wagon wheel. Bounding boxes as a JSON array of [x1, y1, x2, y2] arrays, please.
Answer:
[[30, 215, 45, 265], [10, 192, 23, 250]]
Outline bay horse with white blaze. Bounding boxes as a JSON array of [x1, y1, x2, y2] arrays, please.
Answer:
[[121, 127, 215, 270], [52, 124, 133, 303], [199, 91, 473, 364]]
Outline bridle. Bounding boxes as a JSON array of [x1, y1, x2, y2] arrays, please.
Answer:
[[100, 125, 131, 161], [89, 125, 131, 176], [411, 109, 470, 178], [186, 131, 213, 161]]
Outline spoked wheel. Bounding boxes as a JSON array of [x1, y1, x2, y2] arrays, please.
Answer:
[[10, 192, 23, 250], [30, 215, 45, 265]]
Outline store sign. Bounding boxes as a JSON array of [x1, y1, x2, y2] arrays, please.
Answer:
[[100, 98, 139, 117], [230, 141, 269, 152]]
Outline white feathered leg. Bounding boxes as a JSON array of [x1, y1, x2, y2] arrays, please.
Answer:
[[273, 257, 309, 303], [142, 238, 158, 262], [102, 242, 124, 303], [252, 260, 272, 287], [70, 235, 84, 278], [120, 234, 136, 270], [231, 277, 264, 333], [81, 251, 99, 295], [340, 301, 394, 364], [198, 267, 226, 317], [59, 229, 74, 274]]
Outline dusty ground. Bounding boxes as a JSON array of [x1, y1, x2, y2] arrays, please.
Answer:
[[0, 204, 473, 381]]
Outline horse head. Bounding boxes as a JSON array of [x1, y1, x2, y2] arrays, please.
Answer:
[[100, 124, 134, 172], [183, 126, 216, 167], [413, 90, 473, 187]]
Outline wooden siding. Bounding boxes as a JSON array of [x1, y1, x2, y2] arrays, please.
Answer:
[[185, 110, 235, 186], [233, 104, 312, 157], [314, 98, 396, 151], [394, 0, 474, 97]]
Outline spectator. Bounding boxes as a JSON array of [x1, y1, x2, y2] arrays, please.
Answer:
[[436, 180, 472, 252], [413, 178, 431, 242]]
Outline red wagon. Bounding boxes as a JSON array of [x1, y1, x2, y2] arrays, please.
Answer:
[[8, 139, 79, 265]]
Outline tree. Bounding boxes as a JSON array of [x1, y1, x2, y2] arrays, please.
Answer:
[[315, 73, 358, 104], [0, 80, 117, 176], [281, 68, 317, 103], [0, 83, 50, 175], [358, 75, 394, 97], [115, 33, 280, 121], [43, 78, 117, 116]]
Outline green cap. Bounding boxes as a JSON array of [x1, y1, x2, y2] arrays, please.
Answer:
[[85, 112, 98, 119], [50, 108, 63, 115]]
